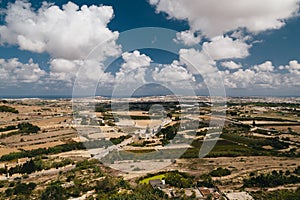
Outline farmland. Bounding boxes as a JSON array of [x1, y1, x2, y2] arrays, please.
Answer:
[[0, 96, 299, 199]]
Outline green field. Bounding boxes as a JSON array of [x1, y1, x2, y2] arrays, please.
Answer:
[[139, 174, 166, 184]]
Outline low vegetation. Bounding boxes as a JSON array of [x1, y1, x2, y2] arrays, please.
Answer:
[[0, 125, 18, 132], [0, 105, 18, 113], [110, 135, 132, 145], [0, 123, 40, 139], [164, 171, 194, 188], [1, 158, 74, 176], [5, 182, 36, 197], [221, 133, 289, 150], [251, 187, 300, 199], [0, 142, 85, 161], [243, 170, 300, 188], [209, 167, 231, 177], [0, 98, 299, 199], [139, 170, 194, 188], [156, 123, 180, 141], [18, 122, 40, 134]]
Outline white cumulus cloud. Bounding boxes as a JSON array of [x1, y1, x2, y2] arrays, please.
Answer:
[[279, 60, 300, 73], [0, 1, 121, 61], [221, 61, 299, 89], [174, 30, 202, 46], [49, 59, 114, 88], [115, 50, 152, 85], [0, 58, 46, 84], [203, 36, 251, 60], [221, 61, 242, 70], [152, 61, 195, 83], [149, 0, 300, 38], [253, 61, 274, 72], [178, 48, 225, 89], [0, 1, 122, 88]]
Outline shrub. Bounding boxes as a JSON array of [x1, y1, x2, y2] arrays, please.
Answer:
[[209, 167, 231, 177], [0, 105, 18, 113]]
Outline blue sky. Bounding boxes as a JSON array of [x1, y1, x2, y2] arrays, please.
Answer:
[[0, 0, 300, 97]]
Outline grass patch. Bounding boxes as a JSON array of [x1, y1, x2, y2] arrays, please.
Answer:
[[139, 174, 166, 184], [181, 139, 262, 158]]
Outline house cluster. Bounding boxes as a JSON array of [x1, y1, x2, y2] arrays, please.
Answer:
[[149, 179, 254, 200]]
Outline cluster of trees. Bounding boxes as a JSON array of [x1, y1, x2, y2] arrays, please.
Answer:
[[0, 142, 85, 161], [251, 187, 300, 199], [0, 125, 17, 132], [96, 101, 180, 113], [0, 122, 40, 139], [160, 138, 170, 146], [138, 170, 195, 189], [4, 163, 200, 199], [40, 183, 67, 200], [294, 166, 300, 175], [164, 171, 194, 188], [264, 137, 289, 150], [8, 159, 40, 175], [108, 184, 167, 200], [196, 130, 208, 136], [130, 115, 151, 120], [0, 105, 18, 113], [222, 123, 251, 134], [17, 122, 40, 134], [5, 160, 104, 199], [95, 175, 164, 199], [1, 158, 73, 176], [1, 140, 133, 162], [0, 129, 21, 139], [255, 128, 278, 135], [51, 158, 73, 169], [5, 182, 36, 197], [209, 167, 231, 177], [156, 123, 179, 141], [198, 121, 210, 129], [75, 159, 101, 170], [95, 103, 111, 112], [42, 181, 94, 199], [127, 101, 179, 112], [243, 170, 300, 188], [110, 135, 132, 145], [0, 100, 8, 104], [197, 174, 215, 188]]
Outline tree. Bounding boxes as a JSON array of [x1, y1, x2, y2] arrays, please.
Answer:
[[40, 183, 67, 200], [0, 105, 18, 113], [209, 167, 231, 177], [21, 159, 36, 174], [165, 171, 193, 188], [294, 166, 300, 175], [18, 123, 40, 134], [5, 188, 13, 197], [12, 182, 36, 195], [96, 176, 116, 193]]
